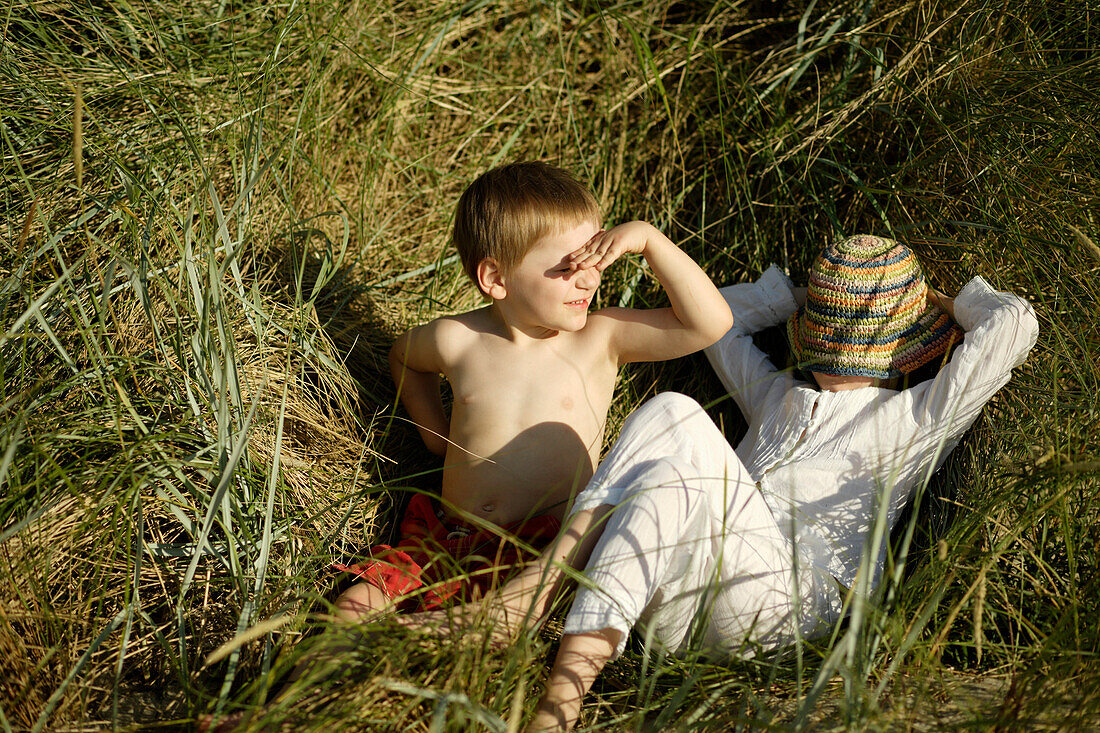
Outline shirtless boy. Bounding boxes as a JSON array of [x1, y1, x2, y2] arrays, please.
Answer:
[[332, 161, 733, 620]]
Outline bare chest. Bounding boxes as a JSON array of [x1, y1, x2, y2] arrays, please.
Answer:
[[446, 339, 618, 452]]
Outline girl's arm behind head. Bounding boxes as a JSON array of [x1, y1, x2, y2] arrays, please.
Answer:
[[909, 277, 1038, 442]]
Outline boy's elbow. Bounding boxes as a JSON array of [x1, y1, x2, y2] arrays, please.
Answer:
[[415, 421, 449, 457], [426, 435, 448, 457], [717, 307, 734, 339], [388, 340, 405, 379], [700, 307, 734, 348]]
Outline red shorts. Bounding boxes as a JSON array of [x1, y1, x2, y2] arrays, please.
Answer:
[[333, 494, 561, 611]]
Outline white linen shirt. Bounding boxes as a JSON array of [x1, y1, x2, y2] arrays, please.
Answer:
[[704, 266, 1039, 589]]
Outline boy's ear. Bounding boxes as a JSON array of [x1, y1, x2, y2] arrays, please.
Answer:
[[477, 258, 508, 300]]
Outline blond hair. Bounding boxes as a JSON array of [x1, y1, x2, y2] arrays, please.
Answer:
[[453, 162, 600, 293]]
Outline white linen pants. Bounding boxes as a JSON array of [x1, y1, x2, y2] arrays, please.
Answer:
[[565, 392, 839, 659]]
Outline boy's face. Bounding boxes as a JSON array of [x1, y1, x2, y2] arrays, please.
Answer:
[[500, 219, 602, 334]]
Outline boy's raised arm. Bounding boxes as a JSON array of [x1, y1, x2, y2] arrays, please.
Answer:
[[389, 324, 450, 456], [571, 221, 732, 365]]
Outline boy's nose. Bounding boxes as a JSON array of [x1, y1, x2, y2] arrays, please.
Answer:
[[574, 266, 600, 290]]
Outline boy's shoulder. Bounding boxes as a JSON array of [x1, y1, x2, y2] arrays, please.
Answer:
[[405, 306, 495, 363], [414, 305, 627, 358], [424, 305, 495, 336], [411, 307, 484, 340]]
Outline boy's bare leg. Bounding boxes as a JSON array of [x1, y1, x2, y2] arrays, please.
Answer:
[[402, 505, 613, 641], [279, 581, 396, 688], [492, 506, 612, 633], [203, 506, 613, 730], [334, 581, 396, 623], [528, 629, 622, 732]]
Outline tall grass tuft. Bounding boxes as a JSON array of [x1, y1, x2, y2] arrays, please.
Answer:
[[2, 0, 1097, 729]]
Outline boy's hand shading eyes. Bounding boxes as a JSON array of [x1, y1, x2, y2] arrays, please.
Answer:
[[569, 221, 658, 272]]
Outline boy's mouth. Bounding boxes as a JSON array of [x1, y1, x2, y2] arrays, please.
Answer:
[[565, 298, 589, 308]]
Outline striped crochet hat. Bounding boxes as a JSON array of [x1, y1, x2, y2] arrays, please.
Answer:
[[787, 234, 962, 379]]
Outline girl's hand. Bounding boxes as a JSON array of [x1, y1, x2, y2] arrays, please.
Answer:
[[568, 221, 657, 272], [927, 288, 957, 320]]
